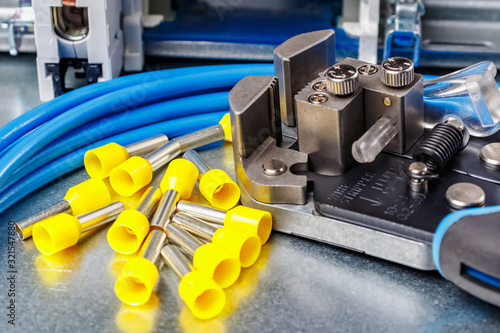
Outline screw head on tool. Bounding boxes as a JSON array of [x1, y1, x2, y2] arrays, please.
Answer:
[[381, 57, 414, 88], [324, 64, 359, 96]]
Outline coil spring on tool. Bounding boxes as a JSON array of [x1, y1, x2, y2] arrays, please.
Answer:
[[412, 122, 467, 172]]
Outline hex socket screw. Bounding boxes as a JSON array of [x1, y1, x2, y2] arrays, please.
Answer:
[[160, 244, 226, 320], [109, 114, 232, 197], [14, 178, 111, 240], [183, 150, 241, 210], [32, 201, 125, 256], [84, 134, 169, 179]]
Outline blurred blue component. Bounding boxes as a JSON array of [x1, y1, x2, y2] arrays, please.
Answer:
[[383, 0, 424, 66], [423, 61, 500, 137], [143, 7, 359, 60]]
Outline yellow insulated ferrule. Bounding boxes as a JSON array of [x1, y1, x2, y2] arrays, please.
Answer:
[[160, 244, 226, 319], [14, 178, 111, 240], [172, 213, 260, 269], [183, 150, 240, 210], [218, 113, 232, 142], [84, 135, 169, 179], [212, 227, 261, 268], [159, 158, 199, 199], [176, 201, 273, 245], [109, 115, 229, 197], [107, 187, 162, 254], [115, 256, 159, 306], [32, 202, 124, 256], [166, 222, 240, 289], [114, 164, 192, 306]]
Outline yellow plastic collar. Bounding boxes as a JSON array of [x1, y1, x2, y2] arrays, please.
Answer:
[[160, 159, 199, 199], [218, 113, 232, 142], [32, 213, 82, 256], [212, 227, 261, 268], [225, 206, 273, 245], [115, 257, 159, 306], [107, 210, 150, 254], [110, 156, 153, 197], [199, 169, 240, 210], [193, 243, 240, 289], [64, 178, 112, 216], [84, 142, 129, 179], [179, 271, 226, 320]]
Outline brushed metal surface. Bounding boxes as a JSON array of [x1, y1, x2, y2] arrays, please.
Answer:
[[1, 53, 500, 332]]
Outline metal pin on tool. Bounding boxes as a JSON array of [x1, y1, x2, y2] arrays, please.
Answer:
[[445, 183, 486, 210], [160, 244, 226, 320]]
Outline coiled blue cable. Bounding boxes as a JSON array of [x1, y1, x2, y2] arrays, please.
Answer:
[[0, 65, 273, 187], [0, 91, 229, 194], [0, 111, 228, 215], [0, 64, 271, 153]]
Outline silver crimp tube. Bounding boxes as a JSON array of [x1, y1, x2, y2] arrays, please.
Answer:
[[172, 213, 218, 242], [135, 186, 162, 219], [14, 200, 72, 240], [125, 134, 169, 157], [139, 190, 179, 265], [165, 223, 204, 258], [145, 124, 225, 171], [79, 202, 125, 232], [160, 244, 192, 280], [183, 150, 211, 175], [176, 201, 227, 225]]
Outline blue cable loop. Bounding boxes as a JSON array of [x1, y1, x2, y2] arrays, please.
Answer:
[[0, 64, 272, 153], [0, 92, 229, 194], [0, 112, 228, 215], [0, 65, 273, 187]]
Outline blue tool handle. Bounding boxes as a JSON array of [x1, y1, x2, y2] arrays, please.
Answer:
[[433, 206, 500, 307]]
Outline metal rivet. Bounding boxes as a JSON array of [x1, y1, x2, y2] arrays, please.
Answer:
[[308, 93, 328, 104], [383, 97, 392, 106], [445, 182, 485, 210], [262, 159, 287, 176], [479, 142, 500, 169], [408, 162, 428, 193]]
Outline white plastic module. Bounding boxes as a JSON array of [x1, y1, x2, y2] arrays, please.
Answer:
[[33, 0, 124, 101]]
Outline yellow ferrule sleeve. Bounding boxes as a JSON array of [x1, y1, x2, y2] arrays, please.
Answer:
[[84, 142, 129, 179], [225, 206, 273, 245], [199, 169, 240, 210], [64, 178, 112, 216], [218, 113, 232, 142], [160, 159, 199, 199], [178, 271, 226, 320], [212, 227, 261, 268], [110, 156, 153, 197], [107, 210, 150, 254], [115, 257, 159, 306], [193, 243, 240, 289], [32, 213, 82, 256]]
